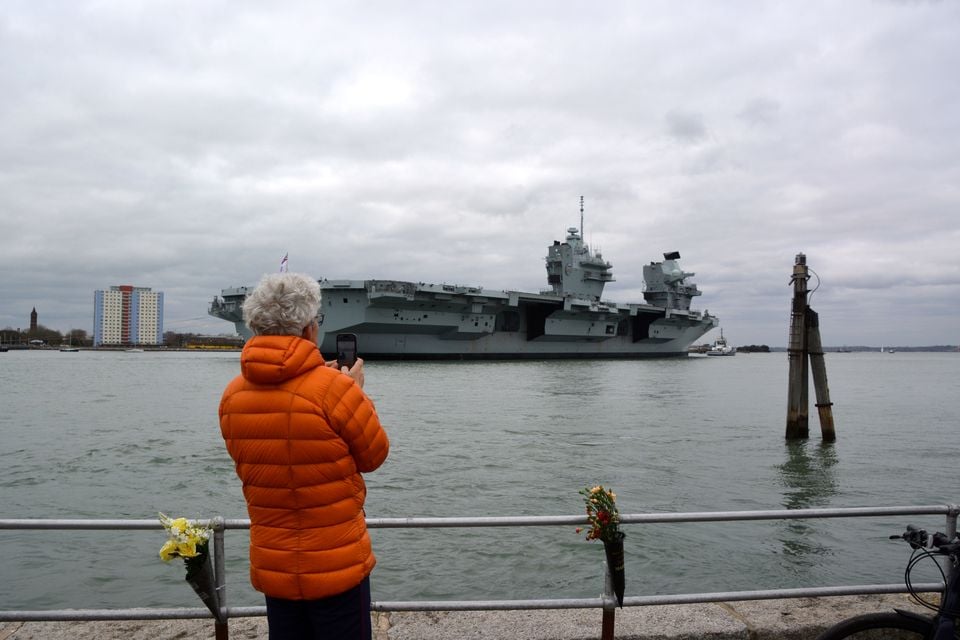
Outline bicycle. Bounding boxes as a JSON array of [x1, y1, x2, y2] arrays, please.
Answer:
[[816, 525, 960, 639]]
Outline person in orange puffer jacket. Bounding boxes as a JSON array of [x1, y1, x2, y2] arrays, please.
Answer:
[[219, 272, 389, 640]]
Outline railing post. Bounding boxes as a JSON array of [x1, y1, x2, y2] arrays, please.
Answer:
[[213, 517, 228, 640], [946, 505, 959, 540], [601, 559, 616, 640]]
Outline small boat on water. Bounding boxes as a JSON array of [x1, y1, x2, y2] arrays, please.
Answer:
[[706, 330, 736, 356]]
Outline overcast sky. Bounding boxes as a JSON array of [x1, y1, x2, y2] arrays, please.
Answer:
[[2, 1, 958, 347]]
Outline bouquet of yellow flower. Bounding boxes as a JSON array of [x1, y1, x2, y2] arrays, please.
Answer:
[[158, 513, 211, 580], [576, 485, 622, 543], [158, 513, 223, 621]]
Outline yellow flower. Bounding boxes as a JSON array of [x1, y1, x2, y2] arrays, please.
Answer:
[[159, 540, 179, 562], [158, 513, 211, 567]]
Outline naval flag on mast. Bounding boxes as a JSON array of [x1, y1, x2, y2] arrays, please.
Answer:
[[280, 253, 288, 272]]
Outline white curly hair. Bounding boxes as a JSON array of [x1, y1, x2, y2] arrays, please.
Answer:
[[242, 272, 322, 336]]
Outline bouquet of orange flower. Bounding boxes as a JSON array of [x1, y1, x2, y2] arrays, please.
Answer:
[[576, 485, 621, 543], [576, 485, 626, 607]]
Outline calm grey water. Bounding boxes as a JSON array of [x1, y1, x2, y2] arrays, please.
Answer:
[[1, 350, 957, 610]]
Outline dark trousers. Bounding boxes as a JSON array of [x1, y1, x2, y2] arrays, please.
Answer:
[[265, 576, 372, 640]]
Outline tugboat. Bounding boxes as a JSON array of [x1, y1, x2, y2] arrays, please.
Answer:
[[706, 329, 736, 356], [210, 203, 720, 359]]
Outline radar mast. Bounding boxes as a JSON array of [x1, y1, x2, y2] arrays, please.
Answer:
[[580, 195, 584, 238]]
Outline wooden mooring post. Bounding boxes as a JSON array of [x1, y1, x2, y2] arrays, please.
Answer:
[[785, 253, 836, 441], [601, 608, 615, 640]]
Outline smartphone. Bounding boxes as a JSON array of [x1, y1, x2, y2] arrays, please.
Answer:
[[336, 333, 358, 369]]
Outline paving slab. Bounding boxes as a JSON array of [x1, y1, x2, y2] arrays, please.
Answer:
[[598, 603, 747, 640], [723, 594, 930, 640], [386, 609, 604, 640]]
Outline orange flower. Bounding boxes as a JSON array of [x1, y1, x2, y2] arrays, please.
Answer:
[[576, 485, 621, 543]]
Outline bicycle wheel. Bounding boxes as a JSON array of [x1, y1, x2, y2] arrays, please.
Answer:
[[816, 612, 933, 640]]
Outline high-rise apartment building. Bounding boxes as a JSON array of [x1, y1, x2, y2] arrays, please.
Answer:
[[93, 285, 164, 347]]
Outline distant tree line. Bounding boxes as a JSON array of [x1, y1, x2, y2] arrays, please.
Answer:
[[163, 331, 244, 349], [0, 325, 89, 346], [1, 326, 242, 349]]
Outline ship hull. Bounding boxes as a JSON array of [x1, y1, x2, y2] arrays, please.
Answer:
[[313, 330, 709, 360], [210, 279, 717, 360]]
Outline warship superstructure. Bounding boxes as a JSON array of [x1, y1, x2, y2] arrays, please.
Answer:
[[209, 224, 718, 359]]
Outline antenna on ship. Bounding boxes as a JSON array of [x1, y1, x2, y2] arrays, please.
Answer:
[[580, 196, 584, 238]]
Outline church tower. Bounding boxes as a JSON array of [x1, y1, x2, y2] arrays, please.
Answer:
[[30, 307, 37, 332]]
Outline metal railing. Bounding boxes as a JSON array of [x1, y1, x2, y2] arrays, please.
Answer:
[[2, 504, 957, 630]]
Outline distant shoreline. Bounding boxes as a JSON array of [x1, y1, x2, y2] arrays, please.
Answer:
[[3, 344, 957, 353]]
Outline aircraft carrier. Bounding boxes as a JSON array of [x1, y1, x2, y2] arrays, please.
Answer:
[[209, 223, 718, 359]]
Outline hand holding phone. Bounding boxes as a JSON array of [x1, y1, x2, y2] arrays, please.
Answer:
[[336, 333, 358, 369]]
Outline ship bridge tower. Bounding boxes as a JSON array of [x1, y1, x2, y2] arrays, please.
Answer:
[[545, 204, 614, 301], [642, 252, 702, 311]]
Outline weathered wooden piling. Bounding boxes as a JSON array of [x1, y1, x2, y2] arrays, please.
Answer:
[[806, 309, 836, 441], [785, 254, 810, 439], [785, 253, 836, 440]]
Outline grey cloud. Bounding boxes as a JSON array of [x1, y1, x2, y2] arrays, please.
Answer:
[[665, 109, 708, 144], [738, 98, 781, 126]]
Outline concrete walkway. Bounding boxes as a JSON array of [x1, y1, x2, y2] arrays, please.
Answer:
[[0, 594, 932, 639]]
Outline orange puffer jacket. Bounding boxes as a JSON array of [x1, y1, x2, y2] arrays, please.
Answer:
[[219, 334, 389, 600]]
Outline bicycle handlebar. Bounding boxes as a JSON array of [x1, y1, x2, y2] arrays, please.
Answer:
[[891, 525, 960, 554]]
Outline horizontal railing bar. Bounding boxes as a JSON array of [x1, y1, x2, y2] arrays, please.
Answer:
[[2, 505, 952, 531], [0, 519, 163, 530], [619, 582, 944, 607], [368, 505, 954, 528], [0, 607, 219, 622], [2, 583, 944, 621], [375, 598, 603, 612], [375, 582, 946, 611], [619, 505, 955, 524]]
